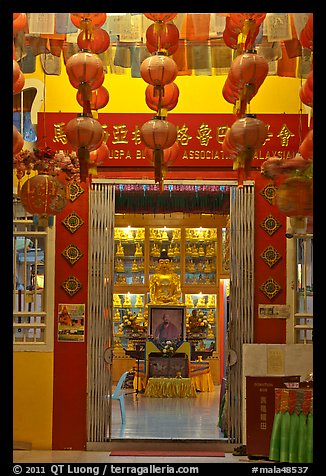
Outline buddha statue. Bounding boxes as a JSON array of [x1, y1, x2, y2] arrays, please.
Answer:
[[149, 249, 181, 305]]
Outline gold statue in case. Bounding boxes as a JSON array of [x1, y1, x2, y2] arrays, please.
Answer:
[[149, 249, 181, 305]]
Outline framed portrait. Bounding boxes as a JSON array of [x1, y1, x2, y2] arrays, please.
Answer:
[[148, 305, 186, 342]]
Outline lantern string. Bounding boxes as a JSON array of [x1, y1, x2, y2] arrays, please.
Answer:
[[42, 61, 48, 148]]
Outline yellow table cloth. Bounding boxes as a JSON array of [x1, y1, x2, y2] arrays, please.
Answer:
[[133, 360, 214, 392], [144, 377, 197, 398]]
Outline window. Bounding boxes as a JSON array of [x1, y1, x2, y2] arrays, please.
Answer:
[[13, 196, 55, 351], [287, 220, 313, 344]]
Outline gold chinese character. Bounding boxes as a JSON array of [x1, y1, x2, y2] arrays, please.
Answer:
[[112, 124, 128, 144], [260, 413, 267, 421], [196, 123, 212, 146], [101, 124, 110, 143], [277, 123, 295, 147], [260, 422, 267, 430], [260, 405, 267, 413], [216, 125, 229, 144], [262, 124, 273, 146], [131, 125, 142, 145], [177, 124, 192, 146], [53, 122, 68, 145], [260, 396, 267, 403]]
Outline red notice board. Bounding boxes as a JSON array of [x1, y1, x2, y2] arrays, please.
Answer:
[[246, 376, 300, 458]]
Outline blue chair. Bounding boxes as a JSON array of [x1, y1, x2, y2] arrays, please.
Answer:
[[108, 371, 129, 424]]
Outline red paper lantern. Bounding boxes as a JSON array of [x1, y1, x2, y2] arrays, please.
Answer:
[[228, 50, 268, 89], [13, 125, 24, 154], [77, 27, 110, 54], [89, 142, 109, 166], [13, 71, 25, 94], [140, 54, 178, 87], [222, 79, 240, 104], [140, 118, 177, 150], [222, 26, 239, 49], [66, 50, 104, 90], [20, 174, 68, 220], [144, 141, 180, 166], [299, 14, 313, 50], [276, 176, 313, 217], [145, 82, 179, 112], [299, 129, 313, 161], [76, 85, 109, 111], [229, 114, 267, 152], [146, 23, 179, 54], [144, 13, 177, 23], [13, 13, 27, 35], [65, 114, 104, 181], [70, 13, 107, 29], [13, 59, 21, 83], [65, 114, 104, 151]]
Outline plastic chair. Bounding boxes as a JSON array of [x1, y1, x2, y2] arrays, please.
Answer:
[[108, 371, 129, 424]]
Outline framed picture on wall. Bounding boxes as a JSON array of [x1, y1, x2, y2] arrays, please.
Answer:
[[148, 305, 186, 342]]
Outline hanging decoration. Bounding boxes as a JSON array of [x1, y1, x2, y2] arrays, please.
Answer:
[[222, 49, 269, 116], [222, 13, 266, 53], [140, 13, 180, 190], [65, 13, 110, 181], [222, 114, 268, 186], [19, 173, 68, 227], [65, 113, 104, 181]]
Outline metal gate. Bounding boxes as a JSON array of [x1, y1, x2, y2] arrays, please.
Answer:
[[226, 184, 255, 443], [87, 182, 115, 444]]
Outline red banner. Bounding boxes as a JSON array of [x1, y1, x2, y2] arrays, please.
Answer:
[[38, 113, 308, 169]]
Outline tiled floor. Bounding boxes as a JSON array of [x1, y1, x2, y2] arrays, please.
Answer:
[[13, 385, 255, 464], [110, 384, 225, 439]]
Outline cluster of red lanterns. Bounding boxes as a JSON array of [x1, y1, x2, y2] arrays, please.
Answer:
[[139, 13, 180, 190], [64, 13, 112, 180], [223, 14, 266, 53], [222, 49, 269, 116], [221, 14, 269, 187]]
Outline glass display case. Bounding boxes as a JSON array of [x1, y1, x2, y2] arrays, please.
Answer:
[[113, 292, 146, 347], [114, 227, 145, 285], [149, 227, 181, 278], [184, 228, 217, 285], [185, 293, 217, 348]]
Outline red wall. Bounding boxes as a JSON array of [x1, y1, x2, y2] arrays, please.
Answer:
[[52, 181, 89, 450], [253, 172, 287, 343]]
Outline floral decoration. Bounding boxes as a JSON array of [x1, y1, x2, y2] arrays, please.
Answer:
[[187, 310, 211, 334], [13, 147, 80, 182], [118, 310, 146, 334], [155, 339, 182, 357]]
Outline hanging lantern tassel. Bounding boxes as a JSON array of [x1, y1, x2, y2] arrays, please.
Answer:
[[80, 18, 94, 42], [153, 149, 164, 190], [233, 148, 255, 187], [78, 147, 90, 182], [78, 82, 92, 104]]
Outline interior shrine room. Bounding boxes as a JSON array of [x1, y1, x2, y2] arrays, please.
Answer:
[[12, 12, 314, 465]]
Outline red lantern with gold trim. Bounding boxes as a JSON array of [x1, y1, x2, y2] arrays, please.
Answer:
[[228, 50, 268, 89], [140, 54, 178, 87], [13, 71, 25, 94], [146, 23, 179, 54], [66, 50, 104, 98], [13, 60, 21, 84], [144, 13, 177, 22], [20, 174, 68, 226], [70, 13, 107, 29], [77, 27, 110, 54], [89, 142, 109, 166], [140, 117, 177, 188], [13, 13, 27, 36], [145, 82, 179, 113], [76, 85, 109, 111], [65, 114, 104, 181]]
